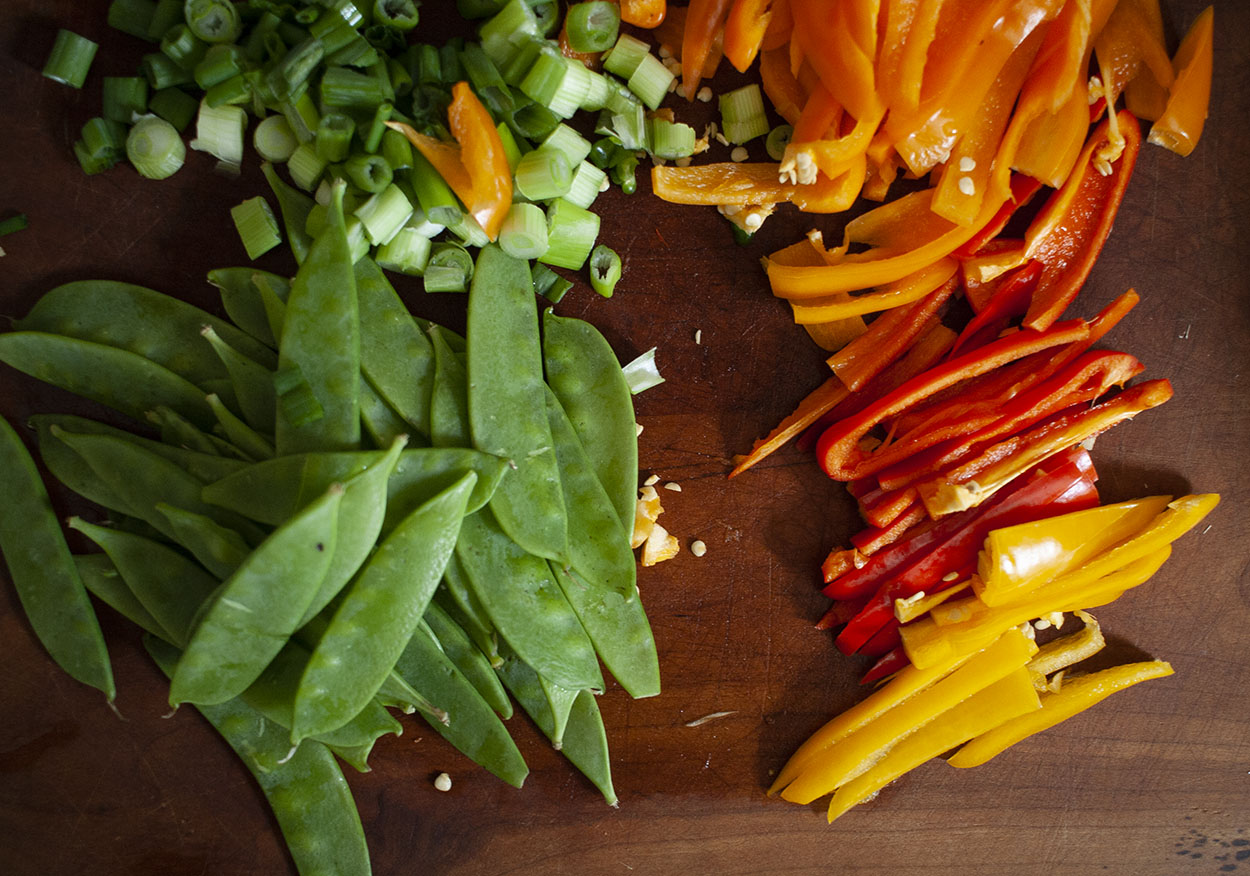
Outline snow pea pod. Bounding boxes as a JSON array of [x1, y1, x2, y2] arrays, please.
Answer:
[[544, 386, 636, 600], [455, 508, 602, 692], [208, 267, 287, 349], [0, 332, 215, 429], [467, 244, 568, 562], [292, 472, 475, 743], [355, 256, 436, 439], [74, 553, 175, 643], [207, 393, 276, 460], [359, 374, 412, 449], [495, 647, 616, 804], [0, 418, 114, 700], [262, 161, 315, 265], [423, 599, 511, 719], [15, 278, 277, 383], [428, 324, 470, 448], [437, 555, 501, 668], [155, 503, 252, 580], [383, 448, 507, 537], [145, 637, 373, 876], [542, 309, 638, 531], [392, 621, 529, 788], [275, 183, 360, 454], [202, 325, 277, 432], [147, 404, 242, 458], [169, 482, 343, 706]]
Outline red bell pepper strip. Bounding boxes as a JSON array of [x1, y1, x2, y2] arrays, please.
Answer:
[[947, 260, 1042, 359], [861, 645, 910, 685], [952, 175, 1043, 260], [817, 319, 1090, 482], [1021, 110, 1141, 331], [849, 501, 929, 555], [814, 592, 870, 632], [682, 0, 734, 100], [857, 620, 902, 658], [856, 483, 921, 531]]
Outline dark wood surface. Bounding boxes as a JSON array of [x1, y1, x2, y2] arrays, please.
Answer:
[[2, 2, 1247, 873]]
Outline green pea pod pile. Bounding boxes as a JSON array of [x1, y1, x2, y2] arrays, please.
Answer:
[[0, 193, 659, 874]]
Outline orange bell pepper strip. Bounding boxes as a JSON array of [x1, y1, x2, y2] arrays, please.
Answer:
[[889, 0, 948, 116], [790, 259, 958, 325], [1093, 0, 1175, 103], [446, 81, 512, 241], [917, 378, 1173, 518], [1120, 0, 1172, 121], [681, 0, 734, 100], [947, 660, 1174, 769], [651, 159, 863, 213], [387, 121, 473, 201], [825, 668, 1041, 821], [1009, 79, 1091, 189], [1148, 6, 1214, 158], [777, 627, 1037, 804], [790, 0, 882, 125], [758, 45, 806, 124], [1021, 110, 1141, 331], [760, 0, 791, 50], [620, 0, 666, 28], [874, 0, 923, 115], [723, 0, 773, 72]]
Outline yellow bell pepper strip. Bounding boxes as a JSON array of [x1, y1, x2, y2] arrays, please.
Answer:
[[895, 578, 973, 624], [825, 668, 1042, 821], [782, 87, 881, 186], [1025, 609, 1104, 690], [767, 178, 1010, 297], [1148, 6, 1214, 158], [778, 627, 1038, 804], [975, 495, 1173, 607], [1020, 110, 1142, 331], [681, 0, 734, 100], [790, 0, 882, 125], [947, 660, 1174, 769], [842, 187, 949, 254], [815, 318, 1090, 482], [759, 44, 806, 124], [790, 259, 958, 325], [888, 0, 948, 117], [770, 233, 867, 351], [903, 546, 1173, 670], [446, 81, 512, 241], [723, 0, 773, 72], [917, 377, 1173, 518], [620, 0, 667, 28]]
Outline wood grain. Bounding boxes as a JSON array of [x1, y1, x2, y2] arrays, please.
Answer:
[[1, 2, 1247, 874]]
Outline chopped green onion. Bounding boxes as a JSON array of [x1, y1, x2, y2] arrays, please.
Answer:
[[439, 41, 464, 83], [142, 52, 192, 90], [587, 244, 622, 297], [280, 92, 320, 144], [108, 0, 157, 41], [126, 115, 185, 179], [508, 97, 562, 140], [533, 1, 559, 35], [193, 43, 245, 89], [520, 49, 589, 119], [343, 152, 393, 193], [374, 0, 420, 30], [564, 160, 608, 209], [627, 53, 675, 111], [606, 102, 646, 151], [412, 43, 442, 84], [445, 211, 491, 248], [344, 215, 372, 262], [514, 146, 573, 201], [73, 139, 113, 175], [423, 242, 475, 293], [565, 2, 620, 53], [648, 118, 696, 160], [532, 261, 573, 303], [160, 24, 208, 72], [720, 83, 769, 145], [0, 214, 29, 237], [541, 123, 592, 167], [230, 196, 282, 259], [204, 73, 251, 107], [461, 41, 510, 101], [375, 226, 433, 275], [602, 33, 648, 79], [408, 150, 464, 225], [611, 151, 639, 194], [287, 142, 328, 191], [495, 121, 524, 172], [457, 0, 508, 19], [622, 347, 664, 395], [354, 183, 413, 245], [499, 37, 546, 87], [480, 0, 542, 67], [148, 86, 198, 131], [81, 117, 128, 167], [274, 364, 325, 426], [43, 29, 98, 89], [541, 197, 599, 270], [266, 37, 324, 103], [316, 112, 357, 162], [147, 0, 183, 42], [253, 114, 298, 163], [765, 124, 794, 161], [381, 127, 413, 170], [387, 57, 413, 96], [189, 101, 246, 172], [580, 69, 612, 112], [603, 77, 641, 114], [362, 102, 394, 153], [320, 65, 387, 107], [102, 77, 149, 124], [184, 0, 242, 44], [499, 202, 549, 259]]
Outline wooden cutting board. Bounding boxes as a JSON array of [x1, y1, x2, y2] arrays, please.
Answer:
[[1, 1, 1246, 873]]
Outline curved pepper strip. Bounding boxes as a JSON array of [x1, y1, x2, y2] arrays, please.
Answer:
[[952, 175, 1043, 260], [759, 44, 806, 124], [723, 0, 773, 72], [947, 660, 1174, 769], [1148, 6, 1213, 158], [860, 644, 912, 686], [918, 378, 1173, 518], [874, 0, 922, 116], [681, 0, 734, 100], [817, 319, 1089, 481], [792, 259, 957, 326], [827, 668, 1042, 821], [789, 0, 882, 125], [651, 160, 862, 211], [387, 121, 473, 202], [1022, 110, 1141, 331], [946, 261, 1042, 359], [1093, 0, 1175, 104], [620, 0, 667, 28], [447, 81, 512, 241], [1121, 0, 1172, 121], [778, 627, 1037, 804]]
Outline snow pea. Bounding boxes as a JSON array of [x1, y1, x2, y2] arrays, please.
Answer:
[[0, 332, 215, 429], [275, 183, 360, 454], [423, 599, 512, 719], [392, 621, 529, 789], [292, 471, 475, 743], [437, 555, 501, 668], [207, 393, 276, 460], [454, 508, 602, 692], [495, 647, 616, 804], [169, 482, 343, 706], [155, 503, 252, 580], [262, 160, 315, 265], [147, 404, 242, 458], [254, 271, 290, 345], [428, 324, 470, 448], [467, 244, 568, 562], [359, 374, 412, 449], [208, 267, 287, 349], [542, 309, 638, 531], [68, 517, 219, 648], [0, 417, 114, 701], [202, 325, 277, 432], [146, 637, 373, 876], [355, 256, 436, 439], [544, 386, 636, 600], [15, 278, 277, 384], [74, 553, 174, 644], [383, 447, 507, 537]]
